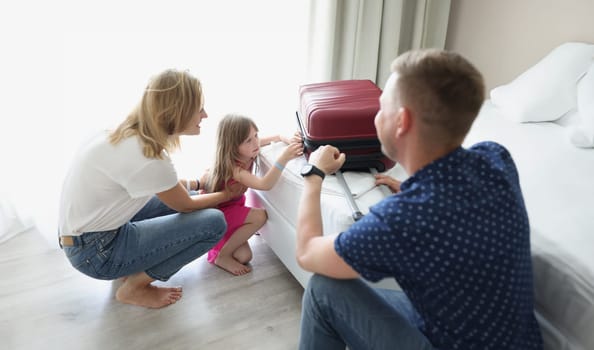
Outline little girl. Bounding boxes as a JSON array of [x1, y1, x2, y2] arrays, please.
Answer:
[[202, 113, 303, 275]]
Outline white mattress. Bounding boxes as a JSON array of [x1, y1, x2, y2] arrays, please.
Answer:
[[250, 101, 594, 350], [464, 102, 594, 350], [247, 143, 404, 290]]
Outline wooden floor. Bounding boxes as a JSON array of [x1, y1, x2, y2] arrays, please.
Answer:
[[0, 229, 304, 350]]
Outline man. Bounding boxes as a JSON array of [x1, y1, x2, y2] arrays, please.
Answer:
[[296, 49, 543, 349]]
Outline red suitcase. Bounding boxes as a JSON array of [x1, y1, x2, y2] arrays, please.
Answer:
[[296, 79, 396, 221], [296, 79, 395, 172]]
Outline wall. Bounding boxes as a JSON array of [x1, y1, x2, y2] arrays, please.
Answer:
[[445, 0, 594, 92]]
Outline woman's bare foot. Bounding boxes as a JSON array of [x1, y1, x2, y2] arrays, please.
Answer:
[[115, 272, 182, 308], [214, 255, 252, 276]]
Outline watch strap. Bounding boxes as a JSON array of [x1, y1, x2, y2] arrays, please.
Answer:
[[302, 164, 325, 180]]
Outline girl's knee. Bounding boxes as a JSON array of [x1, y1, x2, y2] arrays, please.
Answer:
[[250, 208, 267, 227]]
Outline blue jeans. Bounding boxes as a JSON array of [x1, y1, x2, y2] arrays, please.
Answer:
[[63, 196, 226, 281], [299, 275, 435, 350]]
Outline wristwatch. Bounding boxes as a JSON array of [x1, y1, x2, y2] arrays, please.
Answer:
[[300, 164, 325, 180]]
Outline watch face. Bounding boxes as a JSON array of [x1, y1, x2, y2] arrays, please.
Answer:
[[300, 164, 313, 176]]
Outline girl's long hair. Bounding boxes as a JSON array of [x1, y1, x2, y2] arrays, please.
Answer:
[[206, 114, 258, 192], [109, 69, 204, 159]]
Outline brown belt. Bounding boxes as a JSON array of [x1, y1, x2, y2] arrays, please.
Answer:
[[59, 235, 76, 247]]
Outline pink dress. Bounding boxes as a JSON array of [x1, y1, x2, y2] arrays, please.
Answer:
[[207, 164, 253, 263]]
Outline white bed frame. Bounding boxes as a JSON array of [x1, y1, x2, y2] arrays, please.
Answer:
[[247, 142, 402, 291]]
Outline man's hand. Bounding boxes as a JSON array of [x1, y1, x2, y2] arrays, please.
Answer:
[[374, 174, 401, 193], [308, 145, 346, 175]]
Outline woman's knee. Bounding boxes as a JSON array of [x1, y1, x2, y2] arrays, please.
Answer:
[[190, 208, 226, 239], [211, 210, 227, 237]]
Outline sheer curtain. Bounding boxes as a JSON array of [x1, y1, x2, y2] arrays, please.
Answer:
[[305, 0, 451, 87], [1, 0, 309, 245]]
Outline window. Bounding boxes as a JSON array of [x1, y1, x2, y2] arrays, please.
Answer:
[[2, 1, 309, 241]]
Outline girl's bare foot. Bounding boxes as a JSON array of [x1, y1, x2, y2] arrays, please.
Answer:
[[214, 255, 252, 276], [115, 272, 182, 308]]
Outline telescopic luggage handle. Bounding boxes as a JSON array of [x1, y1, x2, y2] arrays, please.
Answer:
[[335, 170, 364, 221], [335, 168, 392, 222]]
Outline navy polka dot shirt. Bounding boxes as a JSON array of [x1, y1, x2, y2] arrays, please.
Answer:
[[335, 142, 543, 349]]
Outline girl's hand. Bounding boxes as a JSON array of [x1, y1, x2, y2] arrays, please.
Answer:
[[374, 174, 401, 193], [289, 131, 302, 144], [280, 140, 304, 162], [280, 131, 303, 145]]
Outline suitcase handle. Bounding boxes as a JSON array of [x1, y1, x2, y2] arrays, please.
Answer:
[[335, 170, 364, 222], [296, 111, 307, 140], [341, 154, 388, 172]]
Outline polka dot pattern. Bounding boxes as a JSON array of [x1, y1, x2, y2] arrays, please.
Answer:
[[335, 142, 543, 349]]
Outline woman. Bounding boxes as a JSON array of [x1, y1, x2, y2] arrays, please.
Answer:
[[58, 69, 244, 309]]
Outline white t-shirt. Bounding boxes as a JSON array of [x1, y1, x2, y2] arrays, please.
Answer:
[[59, 131, 178, 236]]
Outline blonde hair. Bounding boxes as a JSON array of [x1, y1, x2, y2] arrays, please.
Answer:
[[206, 114, 259, 192], [109, 69, 204, 159], [391, 49, 485, 145]]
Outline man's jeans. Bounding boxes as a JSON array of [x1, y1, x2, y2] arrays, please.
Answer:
[[64, 196, 226, 281], [299, 274, 435, 350]]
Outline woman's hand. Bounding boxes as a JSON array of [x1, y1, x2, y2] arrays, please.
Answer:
[[374, 174, 401, 193], [223, 181, 247, 200], [199, 169, 210, 191]]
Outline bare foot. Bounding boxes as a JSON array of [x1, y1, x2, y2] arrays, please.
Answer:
[[214, 255, 252, 276], [115, 282, 183, 309]]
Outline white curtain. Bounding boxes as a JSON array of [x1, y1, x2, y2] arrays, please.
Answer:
[[0, 0, 309, 245], [305, 0, 451, 88]]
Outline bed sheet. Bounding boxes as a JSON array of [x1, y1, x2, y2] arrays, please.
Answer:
[[254, 143, 407, 233], [465, 102, 594, 350]]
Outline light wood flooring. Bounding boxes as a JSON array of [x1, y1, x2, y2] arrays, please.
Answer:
[[0, 229, 304, 350]]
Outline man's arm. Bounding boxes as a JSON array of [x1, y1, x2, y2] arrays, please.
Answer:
[[295, 145, 359, 279]]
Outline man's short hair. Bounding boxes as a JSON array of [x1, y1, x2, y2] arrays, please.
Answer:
[[391, 49, 485, 144]]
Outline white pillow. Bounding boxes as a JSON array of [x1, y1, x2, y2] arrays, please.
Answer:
[[568, 62, 594, 148], [490, 42, 594, 123]]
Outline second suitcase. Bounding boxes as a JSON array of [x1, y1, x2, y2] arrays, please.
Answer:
[[296, 79, 395, 172]]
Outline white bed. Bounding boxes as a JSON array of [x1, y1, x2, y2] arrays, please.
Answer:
[[248, 100, 594, 350], [465, 102, 594, 350], [246, 143, 405, 290]]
